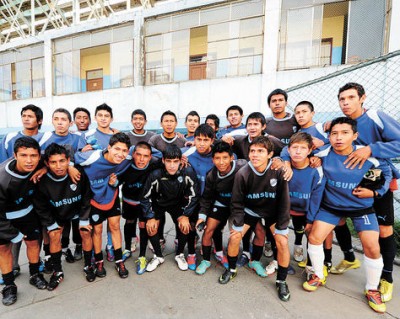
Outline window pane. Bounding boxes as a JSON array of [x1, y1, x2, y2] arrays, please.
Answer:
[[54, 37, 72, 54], [112, 24, 134, 42], [32, 58, 45, 98], [207, 39, 239, 60], [31, 44, 44, 59], [54, 51, 80, 95], [111, 41, 133, 88], [240, 17, 263, 38], [171, 11, 199, 31], [0, 65, 12, 101], [239, 35, 263, 56], [208, 21, 239, 42], [238, 55, 262, 75], [15, 60, 32, 99], [73, 33, 91, 50], [145, 17, 171, 36], [200, 5, 230, 25], [91, 30, 112, 47], [231, 1, 264, 20], [146, 35, 162, 52], [146, 51, 163, 69]]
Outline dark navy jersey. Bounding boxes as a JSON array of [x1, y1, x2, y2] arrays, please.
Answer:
[[265, 113, 299, 145], [33, 166, 92, 228], [0, 159, 39, 242], [199, 159, 247, 221], [231, 161, 290, 232], [141, 166, 200, 219], [0, 131, 44, 163], [148, 133, 186, 152], [127, 130, 156, 146], [315, 145, 391, 217]]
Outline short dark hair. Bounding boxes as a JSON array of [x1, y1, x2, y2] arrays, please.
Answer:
[[73, 107, 91, 121], [194, 123, 215, 139], [95, 103, 113, 118], [295, 101, 314, 112], [161, 110, 177, 122], [226, 105, 243, 117], [13, 136, 40, 154], [53, 108, 72, 122], [131, 109, 147, 120], [267, 89, 288, 105], [249, 136, 274, 153], [329, 117, 358, 134], [212, 140, 233, 157], [185, 111, 200, 122], [21, 104, 43, 130], [109, 132, 131, 148], [44, 143, 70, 162], [338, 82, 365, 99], [288, 132, 313, 149], [163, 144, 182, 160], [246, 112, 266, 127], [205, 114, 220, 130], [134, 141, 152, 153]]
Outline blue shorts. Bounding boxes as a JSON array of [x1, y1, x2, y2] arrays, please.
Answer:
[[315, 208, 379, 232]]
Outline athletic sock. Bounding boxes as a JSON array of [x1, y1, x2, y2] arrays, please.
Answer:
[[335, 224, 355, 261], [308, 243, 324, 279], [212, 224, 224, 252], [251, 244, 263, 261], [2, 271, 15, 286], [277, 265, 288, 281], [177, 231, 188, 255], [292, 215, 306, 246], [364, 255, 383, 291], [83, 250, 92, 267], [139, 227, 148, 257], [43, 243, 50, 256], [149, 234, 163, 257], [187, 230, 196, 255], [202, 245, 212, 262], [227, 255, 238, 271], [94, 252, 103, 263], [324, 248, 332, 264], [344, 249, 356, 262], [124, 222, 134, 251], [114, 248, 122, 262], [379, 235, 396, 283], [51, 251, 63, 273], [242, 230, 252, 253], [29, 262, 40, 276]]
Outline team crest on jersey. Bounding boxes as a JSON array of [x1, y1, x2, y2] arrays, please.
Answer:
[[270, 178, 277, 187], [293, 126, 298, 133], [70, 184, 77, 191], [177, 176, 183, 183]]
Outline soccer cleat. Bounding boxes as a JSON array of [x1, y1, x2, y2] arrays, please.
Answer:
[[122, 249, 132, 261], [298, 259, 307, 268], [131, 237, 139, 253], [219, 269, 237, 284], [136, 257, 148, 275], [74, 245, 83, 261], [276, 280, 290, 301], [365, 289, 386, 313], [1, 284, 17, 306], [187, 255, 196, 271], [29, 273, 48, 290], [47, 272, 64, 291], [175, 253, 188, 271], [264, 241, 273, 257], [305, 266, 314, 281], [146, 256, 165, 272], [293, 245, 304, 262], [115, 261, 129, 278], [287, 265, 296, 275], [215, 254, 229, 269], [265, 260, 278, 276], [195, 260, 211, 275], [379, 279, 393, 302], [83, 266, 96, 282], [324, 261, 332, 274], [63, 248, 75, 263], [236, 253, 250, 268], [248, 260, 267, 277], [94, 261, 107, 278], [330, 259, 361, 274], [105, 246, 115, 262], [303, 274, 326, 292], [12, 267, 21, 278]]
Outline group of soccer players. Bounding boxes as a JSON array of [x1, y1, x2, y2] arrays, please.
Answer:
[[0, 82, 398, 314]]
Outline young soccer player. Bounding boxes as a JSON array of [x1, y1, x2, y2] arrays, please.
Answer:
[[184, 111, 200, 142], [0, 137, 48, 306], [33, 143, 94, 289], [127, 109, 156, 146], [303, 117, 391, 314], [219, 136, 291, 302], [141, 145, 200, 272], [216, 105, 246, 139], [205, 114, 220, 135], [195, 141, 247, 275], [73, 107, 91, 132], [74, 132, 133, 279]]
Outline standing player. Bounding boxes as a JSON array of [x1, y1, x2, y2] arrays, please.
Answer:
[[216, 105, 246, 139], [219, 136, 291, 302], [184, 111, 201, 142], [33, 143, 94, 289], [205, 114, 220, 136], [127, 109, 156, 146], [0, 137, 48, 306], [73, 107, 91, 133]]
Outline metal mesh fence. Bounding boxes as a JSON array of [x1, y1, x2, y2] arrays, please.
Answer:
[[285, 50, 400, 250]]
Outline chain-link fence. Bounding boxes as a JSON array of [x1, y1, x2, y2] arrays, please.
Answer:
[[285, 50, 400, 254]]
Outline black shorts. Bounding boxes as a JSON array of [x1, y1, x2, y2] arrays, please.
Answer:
[[208, 206, 230, 225], [154, 206, 183, 225], [122, 201, 144, 221], [0, 212, 41, 245], [244, 213, 263, 229], [373, 190, 394, 226], [90, 199, 121, 226]]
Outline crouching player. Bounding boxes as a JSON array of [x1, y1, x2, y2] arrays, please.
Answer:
[[141, 145, 200, 272], [33, 143, 94, 289], [303, 117, 391, 314], [219, 136, 291, 302], [195, 141, 247, 274]]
